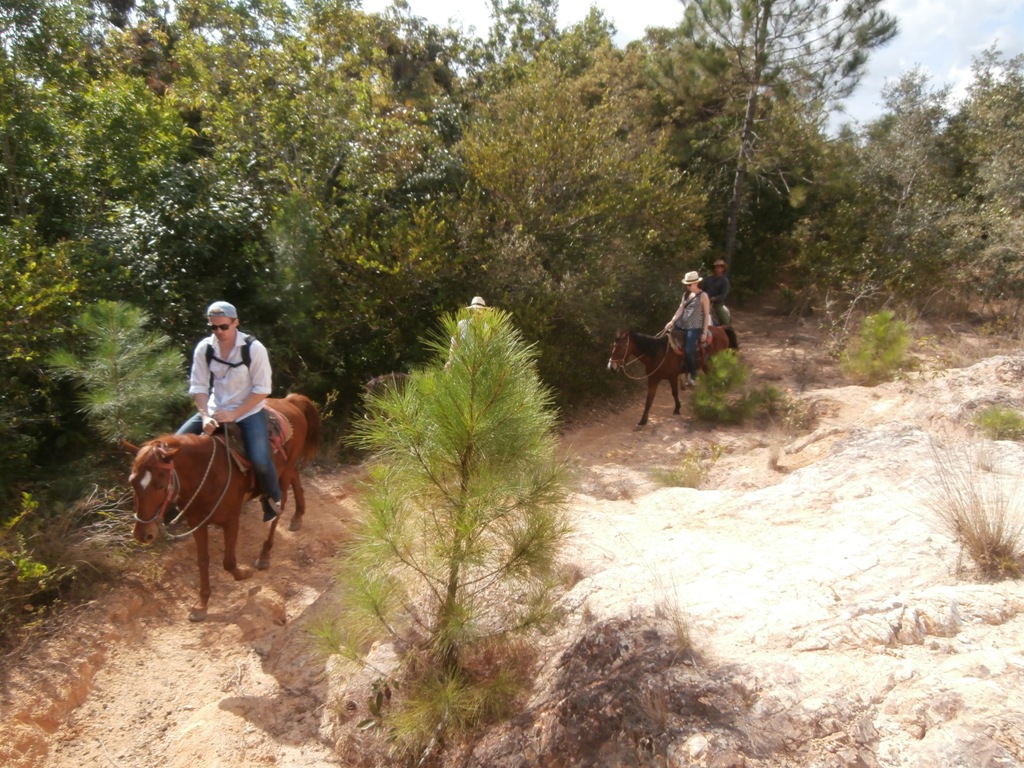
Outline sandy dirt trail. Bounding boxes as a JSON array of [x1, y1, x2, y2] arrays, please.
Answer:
[[3, 464, 362, 768]]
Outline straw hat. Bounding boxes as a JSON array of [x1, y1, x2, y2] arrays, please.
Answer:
[[467, 296, 487, 309], [681, 271, 701, 285]]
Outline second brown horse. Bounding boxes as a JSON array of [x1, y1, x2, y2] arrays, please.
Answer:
[[607, 328, 733, 428]]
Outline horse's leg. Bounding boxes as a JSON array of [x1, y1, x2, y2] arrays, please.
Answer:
[[256, 516, 279, 571], [670, 373, 681, 415], [288, 473, 305, 532], [190, 526, 212, 622], [222, 510, 253, 582], [637, 380, 658, 428]]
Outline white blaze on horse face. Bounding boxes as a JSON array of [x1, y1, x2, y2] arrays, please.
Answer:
[[136, 470, 152, 490]]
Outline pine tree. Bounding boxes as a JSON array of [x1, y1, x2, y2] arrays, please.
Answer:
[[340, 306, 573, 750], [46, 301, 188, 444], [666, 0, 898, 264]]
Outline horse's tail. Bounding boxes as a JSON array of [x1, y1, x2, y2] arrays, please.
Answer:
[[285, 393, 322, 464]]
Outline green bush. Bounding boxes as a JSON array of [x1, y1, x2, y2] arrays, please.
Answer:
[[748, 385, 815, 435], [972, 405, 1024, 441], [839, 310, 911, 385], [692, 350, 754, 423], [47, 301, 188, 446]]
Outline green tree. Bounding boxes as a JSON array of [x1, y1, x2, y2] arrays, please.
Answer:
[[46, 301, 188, 445], [459, 45, 707, 391], [340, 308, 573, 753], [655, 0, 897, 266], [949, 49, 1024, 312], [0, 221, 81, 502], [792, 69, 958, 313], [839, 309, 911, 384]]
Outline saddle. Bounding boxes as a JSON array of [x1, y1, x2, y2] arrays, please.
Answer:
[[217, 407, 293, 473], [668, 329, 708, 356]]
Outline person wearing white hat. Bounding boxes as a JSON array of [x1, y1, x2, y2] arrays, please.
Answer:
[[663, 272, 711, 387], [176, 301, 282, 522], [447, 296, 490, 366]]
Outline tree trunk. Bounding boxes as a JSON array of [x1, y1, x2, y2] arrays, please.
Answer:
[[723, 86, 758, 265]]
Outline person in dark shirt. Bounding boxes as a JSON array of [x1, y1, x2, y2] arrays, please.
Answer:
[[701, 259, 730, 326]]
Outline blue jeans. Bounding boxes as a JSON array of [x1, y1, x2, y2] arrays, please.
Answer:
[[683, 328, 703, 377], [177, 409, 281, 501]]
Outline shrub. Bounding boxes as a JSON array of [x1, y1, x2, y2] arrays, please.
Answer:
[[839, 310, 911, 385], [748, 385, 815, 435], [972, 405, 1024, 441], [0, 488, 131, 651], [692, 350, 754, 423], [46, 300, 188, 445], [928, 442, 1024, 580]]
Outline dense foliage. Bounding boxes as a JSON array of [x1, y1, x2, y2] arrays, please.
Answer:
[[2, 0, 1023, 638]]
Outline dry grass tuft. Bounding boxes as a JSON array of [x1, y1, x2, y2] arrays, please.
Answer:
[[651, 444, 723, 489], [928, 440, 1024, 580]]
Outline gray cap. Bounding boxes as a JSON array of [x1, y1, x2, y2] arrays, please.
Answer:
[[206, 301, 238, 319]]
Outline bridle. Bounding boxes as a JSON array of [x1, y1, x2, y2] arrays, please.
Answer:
[[132, 456, 178, 526], [132, 437, 233, 539], [608, 331, 672, 380]]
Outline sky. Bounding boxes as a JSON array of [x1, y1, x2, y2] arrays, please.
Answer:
[[360, 0, 1024, 125]]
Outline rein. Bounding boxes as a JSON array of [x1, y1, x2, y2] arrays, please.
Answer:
[[133, 437, 235, 539], [610, 331, 674, 380]]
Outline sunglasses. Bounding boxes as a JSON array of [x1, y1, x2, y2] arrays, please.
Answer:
[[208, 322, 232, 331]]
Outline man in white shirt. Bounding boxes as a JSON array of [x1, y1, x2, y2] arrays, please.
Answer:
[[176, 301, 282, 521]]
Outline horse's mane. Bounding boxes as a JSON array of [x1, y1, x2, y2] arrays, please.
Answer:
[[629, 330, 669, 357], [145, 432, 206, 448], [133, 433, 206, 465]]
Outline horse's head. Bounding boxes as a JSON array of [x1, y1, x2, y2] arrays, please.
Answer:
[[607, 331, 633, 373], [129, 441, 179, 544]]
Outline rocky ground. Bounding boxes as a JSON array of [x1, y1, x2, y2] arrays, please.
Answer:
[[3, 309, 1024, 768]]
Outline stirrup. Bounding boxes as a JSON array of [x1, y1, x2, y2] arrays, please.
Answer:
[[260, 495, 281, 522]]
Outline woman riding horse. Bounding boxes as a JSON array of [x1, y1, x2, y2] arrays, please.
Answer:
[[664, 270, 712, 389], [608, 326, 733, 428]]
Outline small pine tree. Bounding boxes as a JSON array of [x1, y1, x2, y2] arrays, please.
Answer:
[[839, 310, 911, 385], [339, 308, 573, 753], [692, 349, 752, 423], [47, 301, 188, 444]]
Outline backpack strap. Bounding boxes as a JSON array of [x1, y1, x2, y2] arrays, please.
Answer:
[[205, 334, 255, 393]]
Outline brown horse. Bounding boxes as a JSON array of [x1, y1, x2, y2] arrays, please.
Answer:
[[607, 327, 733, 428], [129, 393, 321, 621]]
